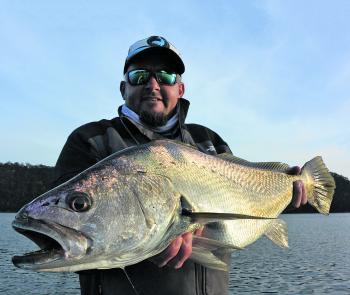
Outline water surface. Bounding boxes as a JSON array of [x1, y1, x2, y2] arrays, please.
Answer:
[[1, 213, 349, 294]]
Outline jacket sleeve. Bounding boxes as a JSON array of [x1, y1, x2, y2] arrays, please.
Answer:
[[51, 129, 99, 188], [185, 123, 232, 155]]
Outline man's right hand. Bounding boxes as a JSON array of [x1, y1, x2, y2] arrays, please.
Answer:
[[149, 228, 203, 269]]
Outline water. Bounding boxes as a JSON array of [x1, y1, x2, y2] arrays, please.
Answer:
[[229, 214, 350, 294], [1, 213, 349, 294]]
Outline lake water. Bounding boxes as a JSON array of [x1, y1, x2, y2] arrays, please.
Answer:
[[1, 213, 349, 294]]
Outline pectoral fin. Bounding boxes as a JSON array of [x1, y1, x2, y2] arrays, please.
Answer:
[[182, 209, 276, 223]]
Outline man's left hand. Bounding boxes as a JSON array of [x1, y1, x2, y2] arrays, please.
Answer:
[[287, 166, 307, 208]]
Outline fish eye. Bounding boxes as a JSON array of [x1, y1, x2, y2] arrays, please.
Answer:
[[66, 192, 92, 212]]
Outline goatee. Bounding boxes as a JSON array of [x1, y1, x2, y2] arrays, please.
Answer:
[[139, 110, 168, 127]]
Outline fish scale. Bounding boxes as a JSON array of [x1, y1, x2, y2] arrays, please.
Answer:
[[12, 140, 335, 272], [146, 144, 291, 217]]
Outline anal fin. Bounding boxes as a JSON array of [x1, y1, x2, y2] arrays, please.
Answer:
[[264, 219, 288, 248], [190, 246, 229, 271], [190, 236, 243, 271], [193, 236, 243, 251]]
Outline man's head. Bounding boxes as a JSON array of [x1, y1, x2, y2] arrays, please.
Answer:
[[120, 36, 185, 127]]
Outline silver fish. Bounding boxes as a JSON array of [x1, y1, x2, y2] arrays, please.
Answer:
[[12, 140, 335, 272]]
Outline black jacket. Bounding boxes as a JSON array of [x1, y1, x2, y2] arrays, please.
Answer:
[[53, 98, 232, 295]]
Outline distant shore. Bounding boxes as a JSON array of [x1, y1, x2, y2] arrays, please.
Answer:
[[1, 162, 349, 213]]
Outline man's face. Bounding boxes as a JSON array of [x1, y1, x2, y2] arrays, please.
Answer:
[[120, 54, 185, 127]]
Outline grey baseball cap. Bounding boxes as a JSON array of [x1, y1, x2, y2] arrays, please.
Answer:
[[123, 36, 185, 74]]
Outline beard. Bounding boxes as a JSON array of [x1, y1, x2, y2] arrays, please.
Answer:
[[139, 109, 168, 127], [139, 98, 172, 127]]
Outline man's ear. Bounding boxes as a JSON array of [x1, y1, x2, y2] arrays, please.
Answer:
[[178, 82, 185, 98], [120, 81, 126, 99]]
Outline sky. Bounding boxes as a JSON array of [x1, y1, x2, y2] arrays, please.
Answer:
[[1, 0, 349, 178]]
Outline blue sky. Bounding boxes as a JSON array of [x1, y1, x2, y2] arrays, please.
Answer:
[[1, 0, 349, 178]]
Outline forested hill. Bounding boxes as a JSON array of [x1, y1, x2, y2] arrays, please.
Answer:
[[0, 163, 55, 212], [0, 162, 349, 213]]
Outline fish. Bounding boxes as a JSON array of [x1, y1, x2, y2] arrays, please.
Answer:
[[12, 139, 335, 272]]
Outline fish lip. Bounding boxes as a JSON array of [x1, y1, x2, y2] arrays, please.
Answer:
[[12, 217, 91, 270]]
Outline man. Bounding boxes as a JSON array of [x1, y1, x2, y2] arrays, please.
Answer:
[[53, 36, 306, 295]]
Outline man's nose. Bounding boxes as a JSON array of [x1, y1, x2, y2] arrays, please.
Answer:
[[145, 76, 160, 91]]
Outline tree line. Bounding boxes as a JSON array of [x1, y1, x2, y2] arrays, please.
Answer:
[[0, 162, 349, 213]]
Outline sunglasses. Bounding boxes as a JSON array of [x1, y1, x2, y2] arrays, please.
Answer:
[[125, 69, 178, 86]]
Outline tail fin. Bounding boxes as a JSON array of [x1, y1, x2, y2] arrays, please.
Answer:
[[301, 156, 336, 214]]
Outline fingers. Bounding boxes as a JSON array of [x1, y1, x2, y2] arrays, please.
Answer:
[[292, 180, 302, 208], [288, 166, 307, 208], [194, 227, 204, 236], [301, 181, 307, 205], [152, 236, 183, 267], [292, 180, 307, 208], [149, 232, 194, 269], [171, 232, 193, 269]]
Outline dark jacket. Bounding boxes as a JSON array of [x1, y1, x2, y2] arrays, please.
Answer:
[[53, 98, 232, 295]]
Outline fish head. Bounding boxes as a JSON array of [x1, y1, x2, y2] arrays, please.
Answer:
[[12, 176, 96, 271], [12, 160, 181, 272]]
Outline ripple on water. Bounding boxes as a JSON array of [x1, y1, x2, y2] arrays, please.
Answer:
[[1, 213, 350, 294]]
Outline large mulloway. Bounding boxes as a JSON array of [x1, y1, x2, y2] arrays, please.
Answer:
[[12, 140, 335, 272]]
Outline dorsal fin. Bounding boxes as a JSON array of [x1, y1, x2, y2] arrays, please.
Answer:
[[217, 153, 290, 172]]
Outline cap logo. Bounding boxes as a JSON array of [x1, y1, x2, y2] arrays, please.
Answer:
[[147, 36, 169, 48]]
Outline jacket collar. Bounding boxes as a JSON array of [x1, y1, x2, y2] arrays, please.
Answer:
[[177, 98, 190, 127], [118, 98, 192, 143]]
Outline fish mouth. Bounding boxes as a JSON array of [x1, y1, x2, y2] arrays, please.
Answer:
[[12, 216, 91, 271]]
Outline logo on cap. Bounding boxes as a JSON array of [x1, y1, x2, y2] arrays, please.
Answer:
[[147, 36, 169, 48]]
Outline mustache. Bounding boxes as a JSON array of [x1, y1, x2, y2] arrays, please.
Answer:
[[141, 96, 168, 107]]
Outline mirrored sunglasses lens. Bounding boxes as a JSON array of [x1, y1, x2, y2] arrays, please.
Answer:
[[128, 70, 150, 85], [156, 71, 177, 85]]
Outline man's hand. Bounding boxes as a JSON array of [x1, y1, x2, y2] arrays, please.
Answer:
[[287, 166, 307, 208], [150, 228, 203, 269]]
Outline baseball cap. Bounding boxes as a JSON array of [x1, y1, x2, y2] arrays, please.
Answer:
[[123, 36, 185, 74]]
